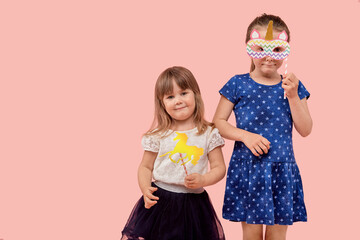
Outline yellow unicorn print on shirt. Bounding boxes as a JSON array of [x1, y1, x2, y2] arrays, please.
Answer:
[[160, 132, 204, 165]]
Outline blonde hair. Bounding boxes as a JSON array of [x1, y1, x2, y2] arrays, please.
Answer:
[[246, 13, 291, 72], [146, 66, 213, 136]]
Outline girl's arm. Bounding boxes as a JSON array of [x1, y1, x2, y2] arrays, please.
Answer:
[[213, 96, 270, 156], [288, 97, 312, 137], [212, 96, 246, 141], [138, 150, 159, 209], [184, 146, 226, 189], [282, 73, 313, 137]]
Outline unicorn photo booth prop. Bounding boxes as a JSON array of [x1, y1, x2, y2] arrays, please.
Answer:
[[246, 20, 290, 98], [246, 20, 290, 60], [159, 132, 204, 176]]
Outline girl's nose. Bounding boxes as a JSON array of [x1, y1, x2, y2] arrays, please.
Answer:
[[265, 56, 273, 61], [175, 96, 182, 104]]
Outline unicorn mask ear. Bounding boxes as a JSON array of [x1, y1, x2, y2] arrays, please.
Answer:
[[278, 31, 288, 41], [250, 29, 260, 39]]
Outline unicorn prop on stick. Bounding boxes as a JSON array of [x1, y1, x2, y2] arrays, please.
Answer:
[[159, 132, 204, 176], [246, 20, 291, 99]]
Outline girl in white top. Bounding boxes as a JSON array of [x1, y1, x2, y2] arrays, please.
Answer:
[[121, 66, 226, 240]]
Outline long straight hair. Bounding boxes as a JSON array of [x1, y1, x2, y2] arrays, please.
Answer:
[[146, 66, 213, 136], [246, 14, 291, 72]]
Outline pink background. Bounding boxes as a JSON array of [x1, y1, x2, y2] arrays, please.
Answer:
[[1, 1, 359, 239]]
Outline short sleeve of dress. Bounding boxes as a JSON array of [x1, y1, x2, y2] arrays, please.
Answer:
[[298, 80, 310, 100], [208, 128, 225, 153], [141, 134, 160, 152], [219, 75, 241, 104]]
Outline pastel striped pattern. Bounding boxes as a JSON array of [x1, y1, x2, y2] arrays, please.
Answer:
[[246, 39, 290, 60]]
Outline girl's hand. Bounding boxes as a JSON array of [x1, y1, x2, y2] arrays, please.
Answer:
[[143, 186, 159, 209], [282, 72, 299, 99], [243, 132, 271, 156], [184, 173, 205, 189]]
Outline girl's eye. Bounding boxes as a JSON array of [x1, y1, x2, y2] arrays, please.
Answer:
[[251, 45, 264, 52], [166, 95, 174, 99], [181, 92, 188, 96], [273, 47, 285, 53]]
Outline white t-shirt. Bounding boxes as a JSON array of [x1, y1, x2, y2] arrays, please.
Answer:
[[141, 126, 225, 193]]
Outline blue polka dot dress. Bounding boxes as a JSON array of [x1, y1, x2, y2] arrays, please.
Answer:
[[220, 73, 309, 225]]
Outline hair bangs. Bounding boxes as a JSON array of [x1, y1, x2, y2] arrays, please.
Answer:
[[173, 75, 192, 92]]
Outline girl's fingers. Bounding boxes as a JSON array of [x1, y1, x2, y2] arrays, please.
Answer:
[[282, 83, 293, 92], [144, 196, 158, 209], [261, 138, 271, 149], [284, 72, 293, 80], [186, 178, 196, 184], [185, 174, 201, 184], [150, 195, 159, 200], [251, 148, 260, 156], [146, 188, 159, 200], [147, 192, 159, 200], [285, 80, 296, 87], [185, 180, 192, 184], [254, 145, 263, 155], [253, 140, 270, 155], [185, 181, 194, 188], [283, 74, 298, 87], [145, 200, 157, 209], [246, 134, 271, 156], [283, 76, 296, 85], [149, 187, 158, 192], [185, 180, 193, 185], [149, 199, 157, 205], [185, 175, 194, 181], [282, 79, 290, 87], [259, 142, 269, 154]]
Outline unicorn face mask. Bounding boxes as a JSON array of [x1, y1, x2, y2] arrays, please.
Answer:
[[246, 21, 290, 60]]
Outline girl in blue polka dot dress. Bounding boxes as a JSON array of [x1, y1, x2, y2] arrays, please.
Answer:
[[213, 14, 313, 239]]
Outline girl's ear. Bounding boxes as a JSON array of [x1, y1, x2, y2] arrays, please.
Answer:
[[277, 31, 288, 41], [250, 29, 261, 40]]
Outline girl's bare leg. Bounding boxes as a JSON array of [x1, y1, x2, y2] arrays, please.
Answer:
[[241, 222, 263, 240], [265, 224, 288, 240]]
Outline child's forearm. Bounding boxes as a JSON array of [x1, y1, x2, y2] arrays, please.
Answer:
[[137, 151, 157, 194], [288, 96, 313, 137], [214, 119, 249, 142], [200, 147, 226, 187], [138, 166, 153, 194], [202, 165, 226, 187]]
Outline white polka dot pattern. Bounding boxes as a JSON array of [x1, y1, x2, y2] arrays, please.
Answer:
[[219, 73, 310, 225]]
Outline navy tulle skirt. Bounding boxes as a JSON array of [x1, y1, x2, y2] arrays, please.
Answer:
[[121, 183, 225, 240]]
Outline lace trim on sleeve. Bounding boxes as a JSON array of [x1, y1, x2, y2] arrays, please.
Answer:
[[141, 134, 160, 152], [208, 128, 225, 153]]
